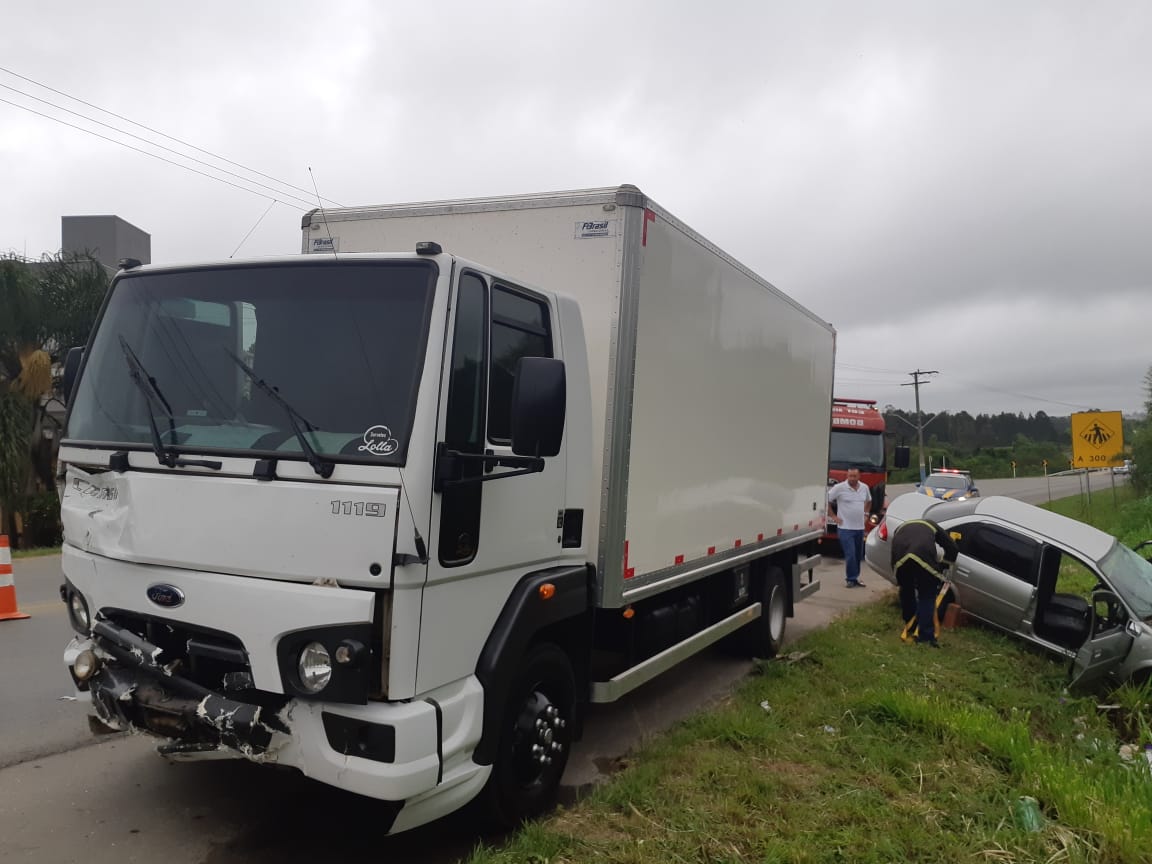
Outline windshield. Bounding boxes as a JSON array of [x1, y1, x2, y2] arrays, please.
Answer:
[[65, 261, 437, 465], [925, 473, 969, 489], [1098, 542, 1152, 622], [829, 430, 884, 470]]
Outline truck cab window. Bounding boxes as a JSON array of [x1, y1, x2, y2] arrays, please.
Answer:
[[488, 285, 552, 443], [445, 274, 488, 449], [439, 272, 488, 566]]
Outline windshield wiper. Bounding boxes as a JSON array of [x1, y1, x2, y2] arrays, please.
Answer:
[[119, 337, 221, 470], [224, 349, 334, 478]]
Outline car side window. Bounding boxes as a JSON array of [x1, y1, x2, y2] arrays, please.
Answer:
[[957, 524, 1041, 585], [1054, 552, 1098, 599]]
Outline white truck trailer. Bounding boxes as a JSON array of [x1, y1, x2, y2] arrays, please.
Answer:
[[59, 185, 834, 833]]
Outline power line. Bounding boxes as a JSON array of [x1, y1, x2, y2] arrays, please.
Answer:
[[0, 81, 320, 210], [0, 95, 307, 210], [0, 64, 342, 207], [836, 362, 907, 374], [940, 379, 1092, 412], [230, 200, 278, 258]]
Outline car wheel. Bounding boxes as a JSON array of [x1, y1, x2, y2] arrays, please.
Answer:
[[478, 642, 575, 829]]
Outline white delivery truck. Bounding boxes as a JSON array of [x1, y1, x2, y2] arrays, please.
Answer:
[[58, 185, 834, 833]]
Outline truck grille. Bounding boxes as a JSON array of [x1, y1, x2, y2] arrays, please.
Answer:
[[102, 609, 253, 693]]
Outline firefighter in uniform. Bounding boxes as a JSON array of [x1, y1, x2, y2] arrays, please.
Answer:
[[891, 518, 959, 646]]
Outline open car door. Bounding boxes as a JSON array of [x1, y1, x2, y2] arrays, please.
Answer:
[[1068, 590, 1136, 690]]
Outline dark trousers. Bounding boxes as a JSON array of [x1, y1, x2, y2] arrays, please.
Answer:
[[896, 562, 941, 643]]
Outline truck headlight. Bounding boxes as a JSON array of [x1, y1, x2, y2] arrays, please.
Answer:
[[73, 649, 100, 682], [297, 642, 333, 693], [67, 589, 91, 634]]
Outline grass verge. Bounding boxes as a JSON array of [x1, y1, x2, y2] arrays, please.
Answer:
[[467, 493, 1152, 864], [10, 544, 61, 559]]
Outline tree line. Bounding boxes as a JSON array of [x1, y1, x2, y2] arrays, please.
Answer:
[[882, 406, 1145, 483]]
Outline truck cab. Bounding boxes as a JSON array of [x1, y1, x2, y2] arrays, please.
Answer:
[[60, 250, 588, 832], [823, 398, 888, 542]]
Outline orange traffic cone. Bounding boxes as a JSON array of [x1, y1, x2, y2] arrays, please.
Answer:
[[0, 535, 31, 621]]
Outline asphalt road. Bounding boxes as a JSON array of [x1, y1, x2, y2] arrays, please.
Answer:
[[0, 472, 1120, 862], [888, 468, 1124, 507]]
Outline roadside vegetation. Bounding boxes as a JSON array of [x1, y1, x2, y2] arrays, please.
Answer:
[[0, 252, 106, 547], [10, 544, 61, 559], [467, 493, 1152, 864]]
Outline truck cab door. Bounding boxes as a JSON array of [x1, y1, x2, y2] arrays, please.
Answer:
[[1069, 590, 1135, 690], [420, 271, 569, 694]]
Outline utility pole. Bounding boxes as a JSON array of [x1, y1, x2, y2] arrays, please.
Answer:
[[901, 369, 938, 484]]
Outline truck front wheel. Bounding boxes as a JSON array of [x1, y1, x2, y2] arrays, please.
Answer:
[[740, 566, 788, 659], [479, 642, 575, 829]]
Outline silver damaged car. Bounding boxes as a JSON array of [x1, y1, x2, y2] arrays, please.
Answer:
[[865, 494, 1152, 688]]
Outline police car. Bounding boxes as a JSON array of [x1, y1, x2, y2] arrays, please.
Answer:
[[917, 468, 980, 501]]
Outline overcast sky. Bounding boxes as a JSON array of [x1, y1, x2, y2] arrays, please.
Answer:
[[2, 2, 1149, 416]]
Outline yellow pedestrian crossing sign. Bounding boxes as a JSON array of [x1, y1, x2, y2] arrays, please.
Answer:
[[1070, 411, 1124, 468]]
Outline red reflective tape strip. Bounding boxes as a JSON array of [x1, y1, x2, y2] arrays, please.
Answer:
[[708, 546, 716, 556], [675, 554, 684, 565], [794, 525, 799, 532], [777, 529, 783, 536], [758, 533, 764, 542], [624, 540, 634, 578], [734, 539, 742, 548], [642, 208, 656, 245]]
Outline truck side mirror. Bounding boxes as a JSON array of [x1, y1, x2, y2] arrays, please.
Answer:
[[893, 446, 910, 469], [510, 357, 565, 458], [62, 346, 84, 405]]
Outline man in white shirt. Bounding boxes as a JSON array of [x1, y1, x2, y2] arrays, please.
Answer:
[[827, 466, 871, 588]]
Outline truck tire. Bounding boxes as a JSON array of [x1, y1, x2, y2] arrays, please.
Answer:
[[740, 566, 788, 659], [479, 642, 575, 829]]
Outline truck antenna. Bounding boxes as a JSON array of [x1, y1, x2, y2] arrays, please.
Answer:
[[396, 470, 429, 564], [308, 166, 338, 259]]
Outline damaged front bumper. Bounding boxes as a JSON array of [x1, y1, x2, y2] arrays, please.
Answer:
[[65, 623, 489, 831], [75, 621, 289, 759]]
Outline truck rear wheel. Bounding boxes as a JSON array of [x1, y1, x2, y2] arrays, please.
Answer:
[[740, 566, 788, 659], [479, 642, 575, 829]]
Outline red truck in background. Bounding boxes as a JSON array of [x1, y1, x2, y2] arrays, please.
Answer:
[[823, 398, 888, 545]]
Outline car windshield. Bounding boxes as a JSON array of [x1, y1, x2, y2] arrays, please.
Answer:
[[925, 473, 968, 489], [829, 430, 885, 470], [65, 261, 437, 465], [1098, 542, 1152, 622]]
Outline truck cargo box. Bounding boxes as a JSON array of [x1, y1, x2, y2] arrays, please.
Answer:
[[303, 186, 835, 606]]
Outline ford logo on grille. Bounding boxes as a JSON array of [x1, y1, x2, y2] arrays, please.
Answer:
[[146, 583, 185, 608]]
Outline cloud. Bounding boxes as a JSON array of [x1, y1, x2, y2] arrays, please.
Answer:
[[1, 1, 1149, 415]]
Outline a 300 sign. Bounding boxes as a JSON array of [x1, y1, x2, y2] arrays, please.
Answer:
[[1070, 411, 1125, 469]]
